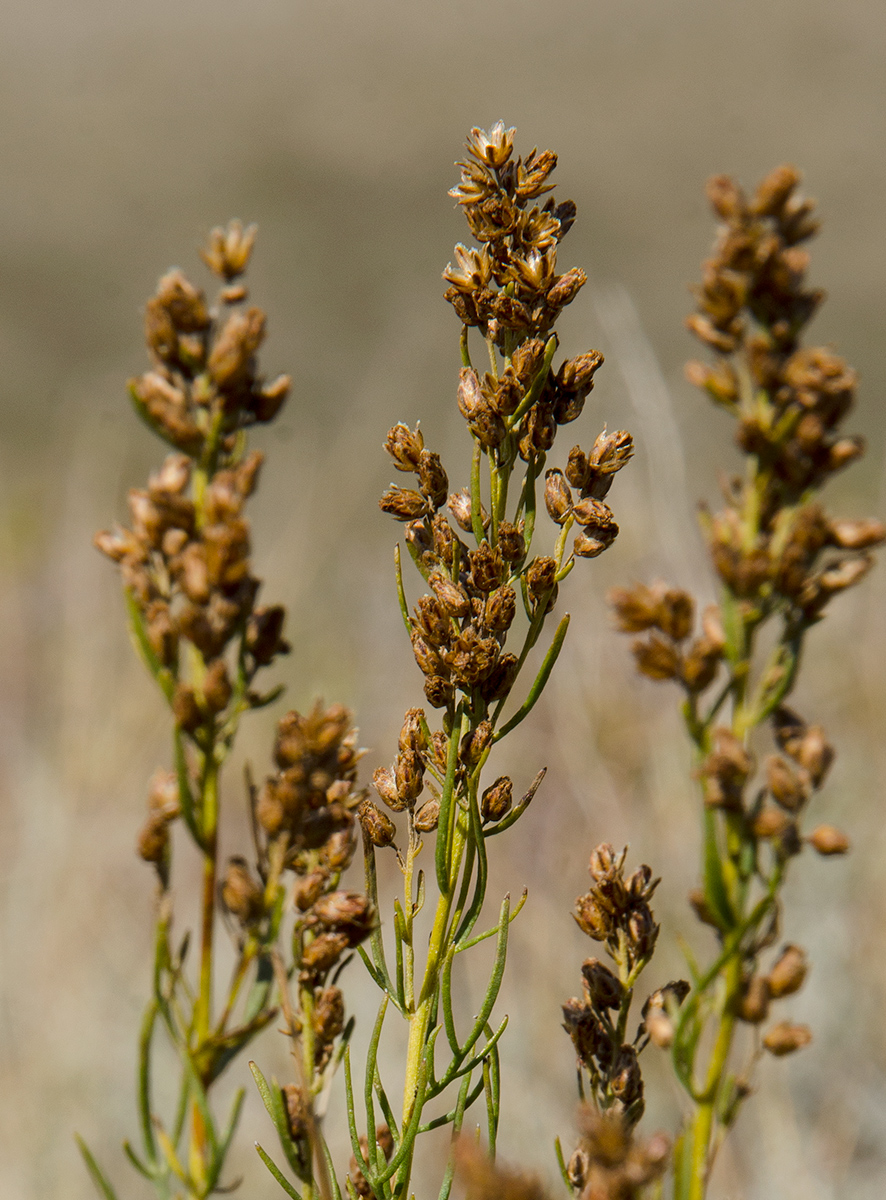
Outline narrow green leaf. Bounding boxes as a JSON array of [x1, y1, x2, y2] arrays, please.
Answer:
[[255, 1143, 303, 1200], [75, 1136, 120, 1200], [494, 615, 570, 740]]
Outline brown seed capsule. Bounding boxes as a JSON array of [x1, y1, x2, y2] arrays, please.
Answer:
[[573, 893, 611, 941], [457, 367, 485, 420], [201, 219, 258, 280], [589, 428, 634, 476], [417, 450, 449, 509], [414, 798, 440, 832], [656, 589, 694, 641], [313, 986, 345, 1045], [469, 542, 504, 593], [632, 632, 680, 682], [373, 766, 408, 812], [447, 490, 474, 532], [484, 585, 516, 632], [309, 888, 374, 940], [557, 350, 603, 394], [281, 1084, 309, 1141], [384, 423, 425, 472], [580, 958, 624, 1010], [766, 755, 809, 812], [203, 659, 232, 713], [380, 486, 429, 522], [481, 777, 512, 823], [808, 824, 850, 855], [428, 571, 470, 618], [208, 307, 266, 390], [763, 1021, 812, 1057], [544, 469, 573, 524], [611, 1044, 643, 1105], [423, 675, 455, 709], [737, 975, 770, 1024], [460, 719, 494, 769], [794, 725, 835, 788], [173, 683, 203, 733], [751, 807, 793, 839], [137, 811, 170, 864], [496, 520, 525, 563], [525, 556, 557, 599], [220, 856, 263, 924], [359, 800, 396, 847], [301, 931, 351, 976], [767, 944, 808, 998], [395, 748, 424, 804], [293, 871, 327, 911], [566, 1148, 590, 1191], [688, 887, 720, 929]]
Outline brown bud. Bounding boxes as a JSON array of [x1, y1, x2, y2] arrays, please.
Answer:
[[155, 269, 210, 332], [428, 571, 470, 618], [763, 1021, 812, 1057], [484, 585, 516, 632], [469, 542, 504, 593], [398, 708, 427, 753], [828, 518, 886, 550], [767, 944, 808, 999], [737, 975, 770, 1024], [610, 1044, 643, 1105], [751, 807, 793, 840], [481, 777, 512, 824], [417, 450, 449, 509], [256, 781, 287, 836], [496, 520, 525, 563], [447, 490, 475, 532], [457, 368, 485, 419], [314, 986, 345, 1045], [301, 931, 350, 976], [137, 812, 170, 864], [414, 798, 440, 833], [359, 800, 396, 847], [808, 824, 850, 855], [282, 1084, 309, 1142], [580, 958, 624, 1010], [688, 887, 719, 928], [173, 684, 203, 733], [794, 725, 835, 788], [203, 659, 232, 713], [681, 637, 721, 692], [525, 556, 556, 598], [373, 766, 407, 812], [752, 164, 800, 216], [706, 174, 746, 220], [574, 893, 611, 941], [766, 755, 809, 812], [293, 871, 327, 911], [657, 589, 694, 641], [384, 423, 424, 472], [208, 307, 265, 389], [395, 748, 424, 804], [246, 605, 289, 665], [201, 219, 258, 280], [511, 338, 546, 385], [253, 374, 291, 422], [479, 652, 519, 702], [460, 720, 493, 768], [220, 856, 263, 924], [380, 486, 429, 522], [423, 675, 455, 709], [589, 428, 634, 476], [312, 890, 372, 934], [632, 632, 680, 682], [544, 469, 573, 524], [566, 1149, 590, 1191], [557, 350, 603, 394]]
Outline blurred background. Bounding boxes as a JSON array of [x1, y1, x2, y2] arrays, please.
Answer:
[[2, 1, 885, 1196]]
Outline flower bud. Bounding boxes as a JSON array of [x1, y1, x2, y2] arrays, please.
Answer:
[[481, 777, 512, 823], [414, 798, 440, 833], [384, 423, 424, 472], [418, 450, 449, 509], [580, 958, 624, 1010], [763, 1021, 812, 1057], [737, 975, 770, 1023], [544, 469, 573, 524], [220, 856, 263, 924], [380, 486, 429, 522], [808, 824, 850, 855], [301, 931, 350, 976], [767, 944, 808, 999], [359, 800, 396, 847]]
